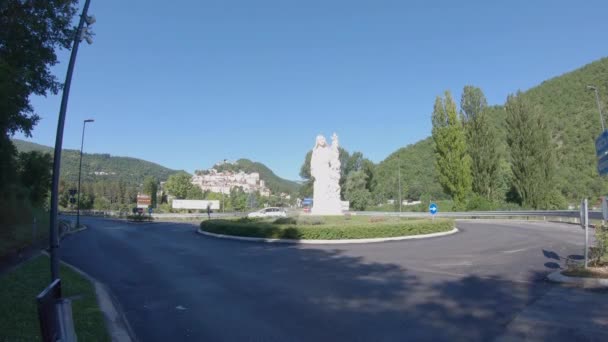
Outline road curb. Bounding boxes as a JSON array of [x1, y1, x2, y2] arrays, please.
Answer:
[[42, 252, 137, 342], [547, 270, 608, 288], [61, 225, 88, 239], [196, 227, 459, 244]]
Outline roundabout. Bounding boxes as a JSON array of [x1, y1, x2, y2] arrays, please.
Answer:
[[198, 215, 455, 243], [57, 217, 608, 341], [197, 225, 459, 244]]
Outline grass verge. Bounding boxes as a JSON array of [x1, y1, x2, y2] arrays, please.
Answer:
[[0, 255, 110, 341], [200, 216, 454, 240], [562, 267, 608, 279]]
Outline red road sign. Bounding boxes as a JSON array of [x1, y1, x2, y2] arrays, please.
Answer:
[[137, 195, 151, 206]]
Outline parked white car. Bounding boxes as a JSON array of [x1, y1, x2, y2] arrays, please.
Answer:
[[247, 207, 287, 218]]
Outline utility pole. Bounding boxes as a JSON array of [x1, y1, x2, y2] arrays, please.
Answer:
[[398, 157, 402, 213], [48, 0, 94, 281]]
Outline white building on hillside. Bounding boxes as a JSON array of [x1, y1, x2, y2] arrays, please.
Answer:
[[191, 168, 271, 196]]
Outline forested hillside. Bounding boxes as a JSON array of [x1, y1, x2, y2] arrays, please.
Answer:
[[373, 57, 608, 206], [372, 138, 445, 202], [520, 58, 608, 201], [12, 139, 180, 185]]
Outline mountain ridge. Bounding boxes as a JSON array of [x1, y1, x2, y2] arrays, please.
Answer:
[[12, 139, 301, 195]]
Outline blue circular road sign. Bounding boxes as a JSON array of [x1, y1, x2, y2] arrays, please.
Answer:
[[429, 203, 438, 215]]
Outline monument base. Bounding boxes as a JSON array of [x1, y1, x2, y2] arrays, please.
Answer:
[[311, 206, 343, 216]]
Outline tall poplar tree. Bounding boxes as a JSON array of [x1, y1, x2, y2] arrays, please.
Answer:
[[505, 92, 554, 209], [460, 86, 500, 200], [432, 91, 472, 210]]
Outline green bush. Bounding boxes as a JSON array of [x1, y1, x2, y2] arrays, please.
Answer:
[[466, 195, 496, 211], [127, 215, 153, 222], [0, 189, 49, 259], [592, 225, 608, 266], [298, 217, 325, 225], [200, 217, 454, 240], [273, 217, 297, 225]]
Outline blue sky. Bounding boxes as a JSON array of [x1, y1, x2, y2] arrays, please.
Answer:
[[16, 0, 608, 180]]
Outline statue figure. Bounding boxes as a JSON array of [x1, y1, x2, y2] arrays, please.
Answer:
[[310, 133, 342, 215]]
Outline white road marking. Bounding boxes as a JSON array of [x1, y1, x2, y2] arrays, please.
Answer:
[[433, 261, 473, 267], [501, 248, 527, 254], [176, 305, 187, 311], [103, 225, 128, 230]]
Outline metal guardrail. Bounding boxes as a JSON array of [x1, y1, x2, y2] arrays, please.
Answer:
[[355, 210, 604, 220], [151, 212, 244, 219], [63, 208, 604, 221], [36, 279, 77, 342]]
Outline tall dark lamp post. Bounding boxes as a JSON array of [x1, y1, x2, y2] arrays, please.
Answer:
[[49, 0, 95, 281], [76, 119, 94, 228]]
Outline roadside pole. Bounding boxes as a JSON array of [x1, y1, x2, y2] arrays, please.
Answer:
[[49, 0, 93, 281], [584, 198, 589, 268]]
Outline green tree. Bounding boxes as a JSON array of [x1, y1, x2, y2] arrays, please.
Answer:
[[142, 176, 158, 207], [17, 151, 52, 206], [344, 171, 372, 210], [1, 1, 78, 187], [505, 92, 555, 209], [186, 186, 204, 199], [229, 187, 248, 211], [432, 91, 472, 210], [164, 173, 193, 199], [298, 150, 313, 198], [460, 86, 501, 200]]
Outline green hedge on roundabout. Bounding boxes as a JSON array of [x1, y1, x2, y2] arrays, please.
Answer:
[[199, 216, 454, 240]]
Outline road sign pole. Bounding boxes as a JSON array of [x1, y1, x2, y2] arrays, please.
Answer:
[[429, 202, 438, 220], [584, 198, 589, 269]]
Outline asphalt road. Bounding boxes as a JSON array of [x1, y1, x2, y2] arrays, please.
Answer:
[[59, 218, 608, 341]]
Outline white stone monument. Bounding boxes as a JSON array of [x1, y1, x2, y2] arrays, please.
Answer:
[[311, 133, 343, 215]]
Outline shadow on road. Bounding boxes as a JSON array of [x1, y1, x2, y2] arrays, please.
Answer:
[[59, 218, 607, 341], [264, 246, 607, 341]]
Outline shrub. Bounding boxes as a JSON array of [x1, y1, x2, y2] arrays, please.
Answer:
[[127, 215, 154, 222], [592, 225, 608, 266], [466, 195, 496, 211], [298, 217, 325, 225], [273, 217, 297, 225], [200, 218, 454, 240], [369, 216, 386, 223]]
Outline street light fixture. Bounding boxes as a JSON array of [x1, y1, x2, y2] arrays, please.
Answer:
[[76, 119, 94, 229], [587, 85, 605, 132], [48, 0, 94, 281]]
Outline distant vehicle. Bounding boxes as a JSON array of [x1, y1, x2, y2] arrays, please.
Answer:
[[247, 207, 287, 218]]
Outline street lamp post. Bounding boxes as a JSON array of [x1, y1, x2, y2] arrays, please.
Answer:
[[587, 85, 605, 132], [76, 119, 94, 228], [48, 0, 95, 281], [398, 157, 402, 213]]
